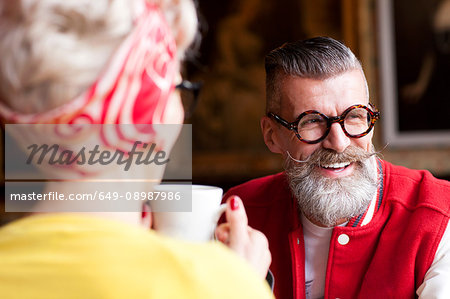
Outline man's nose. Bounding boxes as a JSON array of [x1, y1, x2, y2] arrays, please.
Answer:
[[321, 123, 351, 153]]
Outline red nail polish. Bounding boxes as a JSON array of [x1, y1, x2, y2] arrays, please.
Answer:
[[230, 197, 239, 210], [141, 203, 149, 219]]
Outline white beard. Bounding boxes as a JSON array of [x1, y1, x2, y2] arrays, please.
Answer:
[[285, 146, 379, 227]]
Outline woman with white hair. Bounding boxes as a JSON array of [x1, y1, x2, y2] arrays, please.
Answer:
[[0, 0, 272, 298]]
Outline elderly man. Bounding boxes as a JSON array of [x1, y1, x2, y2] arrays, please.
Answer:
[[224, 37, 450, 299]]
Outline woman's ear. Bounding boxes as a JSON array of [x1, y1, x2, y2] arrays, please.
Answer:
[[260, 116, 284, 154]]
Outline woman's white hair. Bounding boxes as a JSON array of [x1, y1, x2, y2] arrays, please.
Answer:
[[0, 0, 198, 114]]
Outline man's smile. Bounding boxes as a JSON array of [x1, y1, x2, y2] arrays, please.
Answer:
[[318, 162, 355, 177]]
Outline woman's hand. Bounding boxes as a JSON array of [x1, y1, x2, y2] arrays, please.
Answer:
[[215, 196, 272, 279]]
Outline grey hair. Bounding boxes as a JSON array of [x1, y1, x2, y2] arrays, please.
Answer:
[[0, 0, 198, 115], [265, 36, 367, 113]]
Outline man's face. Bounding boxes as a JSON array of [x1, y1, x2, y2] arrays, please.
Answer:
[[263, 69, 378, 226], [276, 69, 373, 171]]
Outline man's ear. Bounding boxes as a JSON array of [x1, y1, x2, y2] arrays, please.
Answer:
[[261, 116, 284, 154]]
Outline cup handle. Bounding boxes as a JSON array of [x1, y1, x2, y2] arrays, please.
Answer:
[[211, 203, 227, 240]]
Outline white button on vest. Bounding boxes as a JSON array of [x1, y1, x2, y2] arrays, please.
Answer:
[[338, 233, 350, 245]]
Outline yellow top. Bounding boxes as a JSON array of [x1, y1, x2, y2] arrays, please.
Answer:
[[0, 214, 274, 299]]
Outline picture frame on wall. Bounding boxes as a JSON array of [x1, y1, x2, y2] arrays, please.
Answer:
[[377, 0, 450, 147]]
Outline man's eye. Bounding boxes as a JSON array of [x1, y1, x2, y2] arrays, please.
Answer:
[[300, 118, 324, 127]]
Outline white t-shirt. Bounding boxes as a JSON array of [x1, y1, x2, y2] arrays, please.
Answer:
[[302, 213, 332, 299], [302, 214, 347, 299]]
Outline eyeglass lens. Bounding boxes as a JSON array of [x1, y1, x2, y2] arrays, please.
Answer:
[[179, 88, 195, 117], [298, 107, 372, 142], [176, 80, 202, 119]]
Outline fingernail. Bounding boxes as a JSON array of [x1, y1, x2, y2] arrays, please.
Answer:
[[142, 203, 149, 218], [230, 197, 239, 210]]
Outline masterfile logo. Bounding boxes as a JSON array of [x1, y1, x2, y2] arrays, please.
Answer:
[[26, 141, 170, 171], [4, 124, 193, 213]]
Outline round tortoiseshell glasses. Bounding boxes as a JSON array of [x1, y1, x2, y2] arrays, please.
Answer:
[[268, 104, 380, 144]]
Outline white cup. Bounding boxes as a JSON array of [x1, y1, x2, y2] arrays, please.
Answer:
[[151, 184, 225, 242]]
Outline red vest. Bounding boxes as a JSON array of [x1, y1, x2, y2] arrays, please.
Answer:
[[224, 160, 450, 299]]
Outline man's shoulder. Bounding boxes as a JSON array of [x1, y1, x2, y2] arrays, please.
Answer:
[[383, 160, 450, 213], [224, 172, 291, 206]]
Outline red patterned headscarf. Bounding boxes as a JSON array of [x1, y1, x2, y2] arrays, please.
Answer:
[[0, 0, 178, 126], [1, 1, 180, 177]]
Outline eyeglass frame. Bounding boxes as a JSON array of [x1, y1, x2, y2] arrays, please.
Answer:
[[175, 80, 203, 118], [268, 104, 380, 144]]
